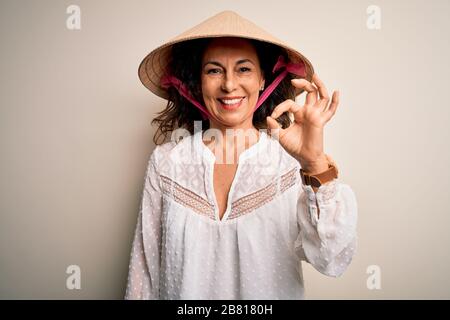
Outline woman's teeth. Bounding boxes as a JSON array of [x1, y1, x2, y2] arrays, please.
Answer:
[[220, 98, 243, 105]]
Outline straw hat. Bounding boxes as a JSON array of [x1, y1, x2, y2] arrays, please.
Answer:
[[138, 10, 314, 100]]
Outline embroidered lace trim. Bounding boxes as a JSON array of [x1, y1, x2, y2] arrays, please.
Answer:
[[318, 180, 338, 204], [227, 167, 298, 220], [160, 175, 215, 220], [160, 167, 298, 221]]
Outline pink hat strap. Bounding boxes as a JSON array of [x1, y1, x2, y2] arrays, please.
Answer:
[[160, 55, 306, 120], [253, 55, 306, 112], [160, 75, 210, 120]]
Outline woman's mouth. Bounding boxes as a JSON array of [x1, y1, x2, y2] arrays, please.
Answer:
[[218, 97, 245, 110]]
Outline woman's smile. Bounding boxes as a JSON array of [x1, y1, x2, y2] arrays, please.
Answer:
[[217, 96, 246, 110]]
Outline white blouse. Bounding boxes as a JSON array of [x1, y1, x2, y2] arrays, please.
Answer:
[[124, 130, 358, 300]]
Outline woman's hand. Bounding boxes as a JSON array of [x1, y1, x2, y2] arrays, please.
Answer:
[[266, 74, 340, 174]]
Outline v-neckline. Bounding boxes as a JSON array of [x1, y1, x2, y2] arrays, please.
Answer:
[[194, 129, 267, 222]]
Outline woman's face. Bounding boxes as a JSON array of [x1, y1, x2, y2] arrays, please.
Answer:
[[201, 37, 265, 129]]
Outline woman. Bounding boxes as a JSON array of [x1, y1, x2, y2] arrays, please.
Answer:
[[125, 11, 358, 300]]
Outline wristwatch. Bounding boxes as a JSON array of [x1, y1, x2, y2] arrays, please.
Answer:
[[300, 154, 339, 188]]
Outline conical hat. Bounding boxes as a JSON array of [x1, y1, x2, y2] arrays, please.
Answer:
[[138, 10, 314, 99]]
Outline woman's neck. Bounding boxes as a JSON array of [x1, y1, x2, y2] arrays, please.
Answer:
[[202, 124, 261, 164]]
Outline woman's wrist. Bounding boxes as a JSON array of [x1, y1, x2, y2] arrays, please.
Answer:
[[298, 153, 329, 175], [299, 153, 339, 193]]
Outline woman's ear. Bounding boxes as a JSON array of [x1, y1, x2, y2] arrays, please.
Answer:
[[260, 80, 265, 91]]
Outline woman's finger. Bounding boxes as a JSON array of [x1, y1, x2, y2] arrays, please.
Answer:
[[311, 74, 330, 111], [312, 74, 329, 100], [266, 116, 284, 140], [324, 91, 340, 121], [291, 79, 318, 106], [270, 99, 300, 119]]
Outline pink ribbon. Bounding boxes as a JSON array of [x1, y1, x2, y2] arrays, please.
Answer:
[[160, 55, 307, 119], [253, 55, 306, 112], [160, 75, 210, 120]]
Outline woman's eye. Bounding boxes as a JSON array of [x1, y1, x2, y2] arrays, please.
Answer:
[[207, 69, 221, 74], [239, 67, 251, 72]]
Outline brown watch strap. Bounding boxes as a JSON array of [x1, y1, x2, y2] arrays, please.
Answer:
[[300, 165, 338, 188], [300, 154, 339, 188]]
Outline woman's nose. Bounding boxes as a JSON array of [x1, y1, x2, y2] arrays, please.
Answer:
[[221, 71, 237, 92]]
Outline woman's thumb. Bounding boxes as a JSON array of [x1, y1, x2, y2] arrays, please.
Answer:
[[266, 116, 281, 139]]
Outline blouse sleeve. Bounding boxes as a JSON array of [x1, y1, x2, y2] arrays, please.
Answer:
[[124, 148, 163, 299], [294, 179, 358, 277]]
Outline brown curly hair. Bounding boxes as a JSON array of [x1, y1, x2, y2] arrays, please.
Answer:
[[151, 37, 297, 145]]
